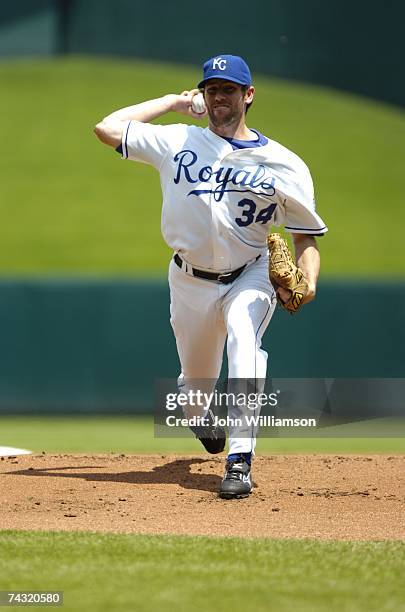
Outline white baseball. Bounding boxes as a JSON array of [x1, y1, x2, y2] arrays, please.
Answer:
[[191, 92, 206, 114]]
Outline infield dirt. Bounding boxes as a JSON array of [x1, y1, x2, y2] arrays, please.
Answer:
[[1, 454, 404, 540]]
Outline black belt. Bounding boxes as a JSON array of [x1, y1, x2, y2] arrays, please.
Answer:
[[174, 253, 260, 285]]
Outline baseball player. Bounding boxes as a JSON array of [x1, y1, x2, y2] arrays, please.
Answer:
[[94, 54, 327, 499]]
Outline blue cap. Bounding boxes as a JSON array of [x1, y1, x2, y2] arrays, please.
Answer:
[[198, 55, 252, 89]]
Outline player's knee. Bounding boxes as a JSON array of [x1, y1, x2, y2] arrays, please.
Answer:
[[227, 332, 254, 360]]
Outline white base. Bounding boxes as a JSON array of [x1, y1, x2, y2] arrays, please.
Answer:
[[0, 446, 32, 456]]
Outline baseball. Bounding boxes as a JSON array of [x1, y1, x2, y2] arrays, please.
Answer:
[[191, 92, 206, 114]]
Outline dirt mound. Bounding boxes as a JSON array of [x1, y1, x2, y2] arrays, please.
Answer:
[[1, 454, 404, 540]]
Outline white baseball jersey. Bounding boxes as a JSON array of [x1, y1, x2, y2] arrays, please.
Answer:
[[121, 121, 327, 272]]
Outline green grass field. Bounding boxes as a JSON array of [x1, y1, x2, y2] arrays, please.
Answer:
[[0, 57, 404, 277], [1, 416, 405, 454], [0, 531, 404, 612]]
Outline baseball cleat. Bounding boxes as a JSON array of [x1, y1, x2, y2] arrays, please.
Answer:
[[188, 409, 226, 454], [219, 457, 252, 499]]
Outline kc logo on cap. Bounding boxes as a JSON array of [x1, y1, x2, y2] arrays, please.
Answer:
[[212, 57, 227, 71], [198, 54, 252, 88]]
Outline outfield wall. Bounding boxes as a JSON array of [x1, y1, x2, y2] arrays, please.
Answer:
[[0, 280, 403, 414], [0, 0, 403, 107]]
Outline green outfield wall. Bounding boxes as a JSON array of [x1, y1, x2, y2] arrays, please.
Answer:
[[0, 0, 403, 107], [0, 280, 403, 414]]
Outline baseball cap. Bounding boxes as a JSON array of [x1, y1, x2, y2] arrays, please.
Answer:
[[198, 55, 252, 88]]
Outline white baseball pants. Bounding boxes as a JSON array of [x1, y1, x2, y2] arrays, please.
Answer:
[[168, 253, 276, 456]]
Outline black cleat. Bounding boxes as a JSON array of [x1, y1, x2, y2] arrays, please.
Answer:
[[219, 458, 252, 499], [189, 409, 226, 454]]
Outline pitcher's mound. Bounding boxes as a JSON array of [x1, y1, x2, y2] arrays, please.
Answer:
[[1, 453, 404, 540]]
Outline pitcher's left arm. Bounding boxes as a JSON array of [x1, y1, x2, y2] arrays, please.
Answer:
[[292, 233, 320, 304]]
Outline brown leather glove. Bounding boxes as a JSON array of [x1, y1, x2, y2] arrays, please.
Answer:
[[267, 233, 309, 314]]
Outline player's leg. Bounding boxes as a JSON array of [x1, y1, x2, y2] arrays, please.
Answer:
[[168, 259, 227, 452], [223, 285, 275, 454], [219, 257, 276, 497], [169, 259, 226, 380]]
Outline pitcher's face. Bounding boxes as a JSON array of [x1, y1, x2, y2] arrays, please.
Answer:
[[203, 80, 254, 128]]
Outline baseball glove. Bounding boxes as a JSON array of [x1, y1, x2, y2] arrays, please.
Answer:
[[267, 233, 308, 314]]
